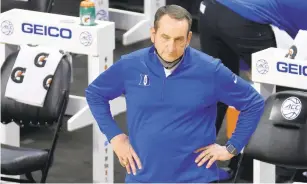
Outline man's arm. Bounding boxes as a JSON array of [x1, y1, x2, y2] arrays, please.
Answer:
[[85, 59, 125, 142], [86, 59, 142, 173], [214, 59, 265, 153]]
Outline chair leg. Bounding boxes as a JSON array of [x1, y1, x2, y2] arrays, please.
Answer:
[[289, 170, 298, 183], [40, 90, 69, 183], [25, 172, 36, 183], [40, 110, 65, 182], [233, 153, 245, 183], [40, 169, 49, 183]]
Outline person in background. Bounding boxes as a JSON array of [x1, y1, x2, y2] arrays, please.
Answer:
[[86, 4, 265, 183], [198, 0, 307, 182]]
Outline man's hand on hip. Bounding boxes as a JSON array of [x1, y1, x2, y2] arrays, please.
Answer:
[[110, 134, 142, 175], [194, 144, 234, 168]]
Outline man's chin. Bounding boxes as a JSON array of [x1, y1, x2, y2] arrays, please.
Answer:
[[163, 57, 178, 63]]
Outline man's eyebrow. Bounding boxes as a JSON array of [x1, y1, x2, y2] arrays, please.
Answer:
[[161, 34, 170, 38], [161, 34, 184, 39]]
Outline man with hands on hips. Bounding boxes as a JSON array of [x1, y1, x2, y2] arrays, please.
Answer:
[[86, 4, 264, 183], [112, 133, 235, 176]]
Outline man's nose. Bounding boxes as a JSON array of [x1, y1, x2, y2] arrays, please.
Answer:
[[167, 40, 176, 52]]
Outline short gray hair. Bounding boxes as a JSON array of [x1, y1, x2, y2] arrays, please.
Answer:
[[154, 5, 192, 33]]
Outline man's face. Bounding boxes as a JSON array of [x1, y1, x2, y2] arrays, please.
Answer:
[[150, 15, 192, 62]]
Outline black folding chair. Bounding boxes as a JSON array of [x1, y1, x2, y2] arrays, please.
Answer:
[[1, 51, 71, 183], [233, 90, 307, 183]]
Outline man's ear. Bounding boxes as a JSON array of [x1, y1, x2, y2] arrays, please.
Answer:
[[186, 31, 193, 46], [150, 27, 156, 43]]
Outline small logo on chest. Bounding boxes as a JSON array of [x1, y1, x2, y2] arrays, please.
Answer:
[[139, 74, 150, 86]]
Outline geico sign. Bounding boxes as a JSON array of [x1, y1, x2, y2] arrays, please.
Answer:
[[277, 62, 307, 76], [21, 23, 72, 39]]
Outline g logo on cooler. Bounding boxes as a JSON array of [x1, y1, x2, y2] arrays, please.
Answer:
[[81, 15, 91, 25], [281, 97, 302, 120]]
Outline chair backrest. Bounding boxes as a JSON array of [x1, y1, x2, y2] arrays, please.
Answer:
[[1, 0, 54, 13], [244, 90, 307, 169], [1, 51, 71, 127]]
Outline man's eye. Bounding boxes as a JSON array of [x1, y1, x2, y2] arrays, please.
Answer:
[[162, 36, 169, 39]]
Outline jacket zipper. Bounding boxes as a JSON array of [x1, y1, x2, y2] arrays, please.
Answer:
[[161, 78, 166, 100]]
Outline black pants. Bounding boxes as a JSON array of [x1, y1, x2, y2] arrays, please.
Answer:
[[198, 0, 300, 181], [198, 0, 277, 134]]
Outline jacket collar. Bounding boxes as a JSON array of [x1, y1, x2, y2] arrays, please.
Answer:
[[145, 45, 191, 77]]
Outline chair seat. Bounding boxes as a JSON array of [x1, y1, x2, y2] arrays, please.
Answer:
[[1, 144, 49, 175]]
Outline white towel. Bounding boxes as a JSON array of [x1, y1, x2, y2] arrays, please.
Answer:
[[5, 45, 63, 107]]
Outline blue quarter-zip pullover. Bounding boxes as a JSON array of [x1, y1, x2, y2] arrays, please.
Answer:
[[85, 46, 265, 182]]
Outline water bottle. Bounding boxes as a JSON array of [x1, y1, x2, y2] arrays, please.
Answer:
[[80, 0, 96, 26]]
